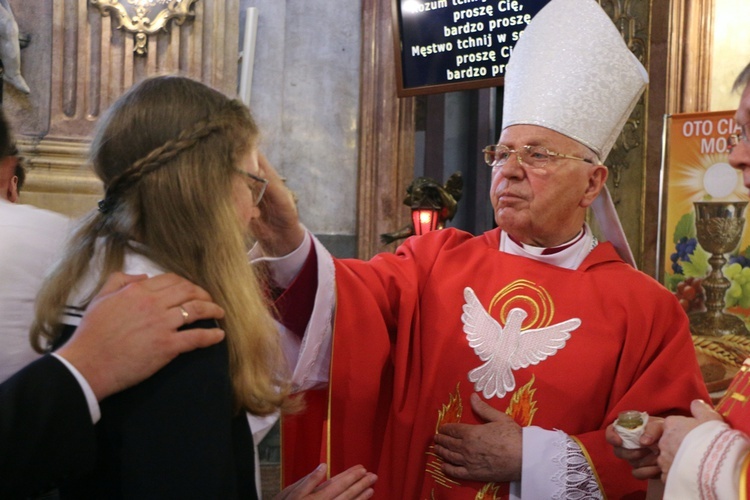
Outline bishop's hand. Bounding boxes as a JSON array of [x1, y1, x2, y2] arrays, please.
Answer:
[[434, 393, 522, 483], [250, 152, 306, 257]]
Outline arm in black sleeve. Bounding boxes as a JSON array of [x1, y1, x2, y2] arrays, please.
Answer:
[[0, 355, 97, 498]]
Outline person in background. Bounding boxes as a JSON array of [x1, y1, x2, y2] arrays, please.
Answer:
[[0, 109, 72, 381], [26, 75, 376, 500], [607, 60, 750, 500], [248, 0, 708, 497]]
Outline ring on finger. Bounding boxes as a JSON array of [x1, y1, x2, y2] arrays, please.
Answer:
[[179, 305, 189, 325]]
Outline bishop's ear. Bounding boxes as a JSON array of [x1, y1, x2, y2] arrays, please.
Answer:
[[581, 165, 608, 208]]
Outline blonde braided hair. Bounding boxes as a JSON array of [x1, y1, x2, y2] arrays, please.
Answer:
[[98, 110, 239, 214], [32, 76, 296, 415]]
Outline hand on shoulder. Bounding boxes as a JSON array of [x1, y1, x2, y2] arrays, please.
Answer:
[[56, 272, 225, 400]]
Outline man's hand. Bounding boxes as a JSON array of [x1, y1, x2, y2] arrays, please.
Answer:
[[250, 152, 306, 257], [56, 272, 225, 401], [605, 417, 664, 480], [434, 393, 522, 482], [658, 399, 723, 482], [275, 463, 377, 500]]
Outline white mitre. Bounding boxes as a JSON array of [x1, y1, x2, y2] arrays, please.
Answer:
[[502, 0, 648, 267]]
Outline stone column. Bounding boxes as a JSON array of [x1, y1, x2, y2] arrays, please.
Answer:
[[5, 0, 240, 217]]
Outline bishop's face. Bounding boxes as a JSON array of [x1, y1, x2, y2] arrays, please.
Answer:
[[730, 83, 750, 190], [490, 125, 607, 248]]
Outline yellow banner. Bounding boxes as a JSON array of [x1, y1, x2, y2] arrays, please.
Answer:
[[663, 110, 750, 321]]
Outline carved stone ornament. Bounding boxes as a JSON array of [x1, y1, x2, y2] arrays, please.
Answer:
[[89, 0, 198, 55]]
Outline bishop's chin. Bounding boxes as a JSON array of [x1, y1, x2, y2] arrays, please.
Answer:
[[495, 213, 530, 236]]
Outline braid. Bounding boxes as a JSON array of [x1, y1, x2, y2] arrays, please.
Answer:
[[98, 115, 231, 213]]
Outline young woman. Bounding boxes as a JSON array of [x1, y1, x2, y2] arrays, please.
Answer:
[[29, 75, 375, 499]]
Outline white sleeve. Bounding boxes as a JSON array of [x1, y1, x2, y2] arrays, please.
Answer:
[[51, 353, 101, 423], [249, 228, 335, 392], [248, 227, 311, 288], [664, 420, 750, 499], [517, 426, 602, 500]]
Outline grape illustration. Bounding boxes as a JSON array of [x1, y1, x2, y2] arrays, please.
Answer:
[[724, 263, 750, 309], [674, 277, 705, 313]]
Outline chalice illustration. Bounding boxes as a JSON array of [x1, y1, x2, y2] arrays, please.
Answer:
[[689, 201, 749, 337]]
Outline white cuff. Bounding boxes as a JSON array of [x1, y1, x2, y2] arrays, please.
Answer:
[[249, 228, 311, 288], [521, 426, 601, 499], [52, 353, 101, 424], [521, 426, 568, 498]]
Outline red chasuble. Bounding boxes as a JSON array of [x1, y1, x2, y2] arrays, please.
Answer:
[[282, 227, 708, 499], [715, 359, 750, 496]]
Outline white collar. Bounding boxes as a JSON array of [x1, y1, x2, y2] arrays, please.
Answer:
[[63, 242, 165, 325], [499, 224, 598, 270]]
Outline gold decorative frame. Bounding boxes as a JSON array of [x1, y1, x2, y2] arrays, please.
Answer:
[[89, 0, 198, 55]]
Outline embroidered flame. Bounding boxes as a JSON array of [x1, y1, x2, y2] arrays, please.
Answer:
[[435, 382, 463, 432], [426, 383, 463, 489], [505, 375, 538, 426], [475, 482, 500, 500]]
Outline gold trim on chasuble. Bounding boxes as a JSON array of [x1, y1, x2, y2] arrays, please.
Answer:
[[569, 435, 606, 498], [717, 359, 750, 418], [324, 296, 339, 480], [716, 359, 750, 500], [740, 451, 750, 500], [279, 306, 335, 484]]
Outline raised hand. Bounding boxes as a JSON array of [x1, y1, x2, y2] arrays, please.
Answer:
[[250, 152, 306, 257], [56, 272, 225, 400]]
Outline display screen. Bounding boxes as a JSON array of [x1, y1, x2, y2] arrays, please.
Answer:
[[393, 0, 551, 96]]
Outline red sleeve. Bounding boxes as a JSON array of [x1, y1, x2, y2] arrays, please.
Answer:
[[273, 240, 318, 339], [575, 287, 709, 498]]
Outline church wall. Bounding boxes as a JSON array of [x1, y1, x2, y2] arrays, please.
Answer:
[[241, 0, 361, 258], [4, 0, 360, 260]]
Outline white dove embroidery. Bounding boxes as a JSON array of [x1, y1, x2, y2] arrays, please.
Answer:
[[461, 287, 581, 399]]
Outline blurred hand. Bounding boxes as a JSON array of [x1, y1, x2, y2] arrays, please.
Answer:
[[434, 393, 522, 482], [658, 399, 723, 482], [56, 272, 225, 400], [605, 416, 663, 480], [275, 463, 377, 500], [250, 152, 306, 256]]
